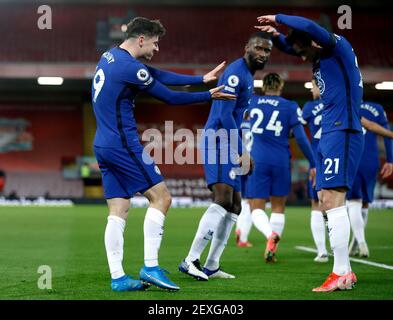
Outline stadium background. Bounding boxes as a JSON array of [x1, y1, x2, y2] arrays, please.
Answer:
[[1, 0, 393, 205]]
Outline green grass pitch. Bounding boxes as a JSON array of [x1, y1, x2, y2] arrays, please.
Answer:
[[0, 205, 392, 300]]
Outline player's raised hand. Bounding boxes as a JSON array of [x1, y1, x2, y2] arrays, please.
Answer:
[[380, 162, 393, 179], [209, 85, 237, 100], [203, 61, 226, 83], [309, 167, 317, 187], [257, 15, 278, 26], [254, 25, 280, 37]]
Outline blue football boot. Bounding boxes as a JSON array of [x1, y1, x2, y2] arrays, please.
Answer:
[[139, 266, 180, 291], [111, 275, 149, 292]]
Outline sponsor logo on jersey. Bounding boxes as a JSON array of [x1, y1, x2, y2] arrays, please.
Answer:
[[228, 75, 239, 87], [137, 69, 150, 82], [229, 169, 236, 180], [154, 165, 161, 175], [144, 77, 153, 86], [102, 51, 115, 64], [313, 69, 325, 95], [224, 85, 236, 93]]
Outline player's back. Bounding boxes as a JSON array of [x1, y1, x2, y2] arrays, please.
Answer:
[[360, 101, 388, 166], [92, 47, 153, 150], [204, 58, 253, 132], [314, 34, 363, 134], [248, 95, 301, 166], [302, 99, 324, 154]]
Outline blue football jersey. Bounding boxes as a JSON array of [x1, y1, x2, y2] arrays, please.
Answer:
[[204, 58, 254, 133], [302, 99, 324, 154], [92, 47, 155, 149], [240, 111, 252, 153], [313, 34, 363, 134], [247, 95, 303, 166], [360, 101, 389, 166]]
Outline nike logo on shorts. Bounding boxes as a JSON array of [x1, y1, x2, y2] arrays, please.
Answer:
[[325, 176, 335, 181]]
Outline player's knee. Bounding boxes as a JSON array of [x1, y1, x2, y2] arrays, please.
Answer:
[[214, 198, 232, 212], [107, 199, 130, 219], [158, 192, 172, 212], [319, 198, 334, 212], [231, 202, 242, 215], [164, 193, 172, 208]]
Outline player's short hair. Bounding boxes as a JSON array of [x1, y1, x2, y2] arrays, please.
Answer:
[[247, 31, 272, 44], [262, 73, 284, 92], [125, 17, 166, 39], [286, 29, 312, 47]]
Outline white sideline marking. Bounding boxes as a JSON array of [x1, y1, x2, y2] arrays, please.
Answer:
[[295, 246, 393, 271]]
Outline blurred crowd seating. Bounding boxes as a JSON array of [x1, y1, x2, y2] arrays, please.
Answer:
[[1, 5, 391, 66], [4, 171, 83, 198]]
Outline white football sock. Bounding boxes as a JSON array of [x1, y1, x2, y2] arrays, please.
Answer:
[[362, 208, 369, 227], [204, 212, 237, 270], [251, 209, 273, 239], [326, 205, 351, 276], [185, 203, 226, 263], [311, 210, 327, 255], [104, 215, 126, 279], [143, 207, 165, 267], [235, 206, 244, 231], [347, 200, 366, 244], [270, 213, 285, 237], [235, 202, 245, 232], [238, 200, 252, 242]]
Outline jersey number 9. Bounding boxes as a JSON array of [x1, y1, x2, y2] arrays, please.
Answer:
[[93, 69, 105, 103]]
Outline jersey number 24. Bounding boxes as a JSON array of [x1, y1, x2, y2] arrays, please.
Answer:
[[250, 109, 283, 137]]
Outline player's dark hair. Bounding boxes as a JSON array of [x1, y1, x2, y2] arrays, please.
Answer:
[[247, 31, 272, 44], [286, 29, 312, 47], [262, 73, 284, 92], [126, 17, 166, 39]]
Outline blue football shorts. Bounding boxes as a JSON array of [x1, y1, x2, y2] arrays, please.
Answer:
[[201, 146, 241, 192], [315, 130, 364, 191], [94, 146, 163, 199], [347, 162, 379, 203], [244, 162, 291, 199]]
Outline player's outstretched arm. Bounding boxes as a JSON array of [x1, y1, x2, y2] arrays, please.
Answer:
[[146, 66, 204, 86], [257, 14, 334, 49], [216, 98, 244, 153], [361, 117, 393, 138], [292, 124, 317, 186], [209, 85, 237, 100], [381, 123, 393, 178], [146, 62, 225, 86], [380, 162, 393, 179], [202, 61, 226, 83], [254, 25, 298, 56], [144, 80, 236, 105], [361, 117, 393, 177], [383, 123, 393, 160], [292, 124, 316, 168], [273, 34, 299, 56]]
